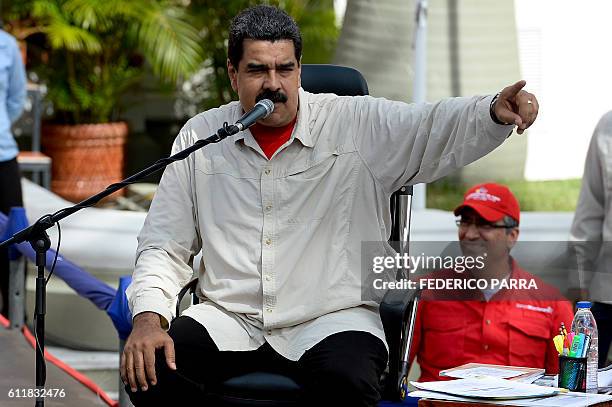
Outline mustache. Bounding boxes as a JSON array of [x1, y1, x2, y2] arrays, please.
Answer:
[[256, 89, 288, 104]]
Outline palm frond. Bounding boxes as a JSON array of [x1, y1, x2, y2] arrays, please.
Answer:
[[63, 0, 141, 31], [31, 0, 63, 20], [44, 20, 102, 53], [63, 0, 108, 31], [131, 4, 204, 83], [32, 0, 102, 53]]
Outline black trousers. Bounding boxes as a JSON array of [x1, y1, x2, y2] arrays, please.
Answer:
[[0, 157, 23, 317], [592, 302, 612, 367], [127, 316, 388, 407]]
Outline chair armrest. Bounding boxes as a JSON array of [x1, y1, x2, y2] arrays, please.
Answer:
[[176, 278, 199, 318], [379, 288, 419, 401]]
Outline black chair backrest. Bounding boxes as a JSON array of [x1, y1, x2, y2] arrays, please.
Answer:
[[301, 64, 369, 96]]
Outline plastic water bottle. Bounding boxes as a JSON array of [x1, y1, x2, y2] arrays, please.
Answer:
[[571, 301, 598, 393]]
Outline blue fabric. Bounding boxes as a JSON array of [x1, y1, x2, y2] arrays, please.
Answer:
[[0, 208, 117, 311], [1, 208, 135, 338], [0, 29, 27, 162], [379, 397, 420, 406], [0, 207, 28, 260], [107, 275, 133, 340]]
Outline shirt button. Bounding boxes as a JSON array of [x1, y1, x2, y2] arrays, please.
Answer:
[[265, 205, 272, 212], [483, 344, 489, 350], [266, 308, 273, 313], [266, 330, 272, 335], [264, 168, 271, 175], [486, 319, 491, 325], [264, 275, 271, 281], [265, 238, 272, 245]]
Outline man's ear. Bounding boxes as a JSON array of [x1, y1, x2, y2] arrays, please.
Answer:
[[507, 228, 519, 251], [227, 59, 238, 92]]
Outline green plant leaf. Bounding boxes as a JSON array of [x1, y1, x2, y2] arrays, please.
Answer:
[[43, 20, 102, 53], [33, 0, 103, 53], [131, 3, 204, 83]]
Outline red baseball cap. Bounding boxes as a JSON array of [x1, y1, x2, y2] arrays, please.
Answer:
[[453, 183, 520, 223]]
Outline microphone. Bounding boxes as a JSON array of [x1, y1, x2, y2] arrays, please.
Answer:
[[235, 99, 275, 131]]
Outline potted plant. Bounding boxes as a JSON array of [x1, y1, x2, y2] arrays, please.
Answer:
[[4, 0, 203, 202]]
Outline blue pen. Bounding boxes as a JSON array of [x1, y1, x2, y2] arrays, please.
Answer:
[[581, 335, 591, 358]]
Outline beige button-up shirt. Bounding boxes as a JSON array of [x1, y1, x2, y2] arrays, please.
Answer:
[[126, 89, 512, 360], [570, 111, 612, 304]]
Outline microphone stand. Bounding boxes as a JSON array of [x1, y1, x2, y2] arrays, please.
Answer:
[[0, 122, 240, 407]]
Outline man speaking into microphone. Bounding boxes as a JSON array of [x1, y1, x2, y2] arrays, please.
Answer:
[[122, 5, 539, 406]]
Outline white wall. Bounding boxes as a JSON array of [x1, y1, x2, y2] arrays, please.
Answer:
[[333, 0, 347, 27], [515, 0, 612, 180]]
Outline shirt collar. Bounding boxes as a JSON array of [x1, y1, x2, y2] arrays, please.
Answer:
[[487, 257, 522, 301], [293, 88, 314, 148], [230, 88, 314, 149]]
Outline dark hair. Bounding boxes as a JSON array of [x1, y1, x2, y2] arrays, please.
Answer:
[[228, 5, 302, 68]]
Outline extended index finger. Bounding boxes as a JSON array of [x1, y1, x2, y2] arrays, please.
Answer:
[[501, 80, 527, 99]]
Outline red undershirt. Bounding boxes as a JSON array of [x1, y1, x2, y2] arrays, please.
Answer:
[[250, 116, 297, 159]]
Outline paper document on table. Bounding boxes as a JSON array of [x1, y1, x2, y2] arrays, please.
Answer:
[[410, 377, 559, 400], [409, 390, 612, 406], [439, 363, 545, 383], [442, 366, 531, 379], [599, 364, 612, 387]]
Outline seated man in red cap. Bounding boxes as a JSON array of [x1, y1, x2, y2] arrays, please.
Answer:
[[409, 183, 573, 382]]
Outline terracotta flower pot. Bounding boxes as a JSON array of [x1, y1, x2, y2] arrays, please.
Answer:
[[42, 122, 128, 203]]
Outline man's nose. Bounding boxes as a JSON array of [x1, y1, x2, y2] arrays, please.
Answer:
[[264, 70, 281, 90], [461, 223, 481, 240]]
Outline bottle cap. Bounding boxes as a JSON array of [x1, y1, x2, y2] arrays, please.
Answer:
[[576, 301, 592, 309]]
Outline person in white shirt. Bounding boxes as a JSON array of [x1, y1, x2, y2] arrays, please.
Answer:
[[569, 111, 612, 368], [121, 5, 539, 406]]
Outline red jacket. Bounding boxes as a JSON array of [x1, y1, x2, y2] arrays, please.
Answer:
[[409, 259, 574, 382]]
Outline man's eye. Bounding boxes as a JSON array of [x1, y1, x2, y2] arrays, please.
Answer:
[[247, 66, 267, 72]]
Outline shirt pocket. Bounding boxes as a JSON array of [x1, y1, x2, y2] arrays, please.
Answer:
[[422, 313, 466, 366], [507, 315, 551, 366], [278, 150, 344, 224], [195, 154, 244, 179]]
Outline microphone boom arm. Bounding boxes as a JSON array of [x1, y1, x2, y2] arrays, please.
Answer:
[[0, 122, 240, 248]]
